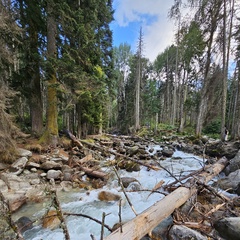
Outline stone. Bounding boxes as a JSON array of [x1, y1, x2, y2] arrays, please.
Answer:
[[150, 216, 173, 240], [0, 173, 31, 192], [169, 225, 207, 240], [4, 192, 26, 212], [127, 182, 141, 191], [214, 217, 240, 240], [16, 216, 33, 233], [126, 146, 139, 156], [41, 161, 62, 170], [162, 148, 174, 157], [0, 179, 8, 192], [17, 148, 32, 158], [225, 150, 240, 175], [46, 170, 63, 180], [121, 177, 139, 188], [98, 191, 121, 201], [42, 210, 61, 230], [216, 169, 240, 192]]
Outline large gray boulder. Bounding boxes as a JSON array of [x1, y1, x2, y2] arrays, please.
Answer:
[[214, 217, 240, 240], [224, 150, 240, 175], [169, 225, 207, 240], [216, 169, 240, 193]]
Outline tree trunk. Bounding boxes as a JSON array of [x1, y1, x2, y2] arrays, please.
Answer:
[[43, 0, 58, 146], [29, 14, 43, 136]]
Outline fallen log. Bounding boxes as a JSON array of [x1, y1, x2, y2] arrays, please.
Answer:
[[78, 166, 108, 180], [104, 157, 228, 240]]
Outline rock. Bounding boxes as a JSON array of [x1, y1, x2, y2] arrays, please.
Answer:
[[17, 148, 32, 158], [214, 217, 240, 240], [127, 182, 141, 191], [169, 225, 207, 240], [127, 146, 139, 156], [121, 177, 138, 188], [225, 150, 240, 175], [148, 216, 173, 240], [0, 179, 8, 192], [42, 210, 61, 230], [46, 170, 63, 180], [41, 161, 62, 170], [98, 191, 121, 201], [9, 157, 28, 175], [205, 141, 240, 159], [216, 169, 240, 193], [0, 173, 31, 192], [4, 192, 26, 212], [118, 161, 141, 172], [162, 148, 174, 157], [26, 162, 41, 169], [16, 216, 33, 233], [25, 186, 45, 202]]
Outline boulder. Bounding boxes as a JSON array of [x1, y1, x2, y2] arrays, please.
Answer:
[[169, 225, 207, 240], [42, 210, 61, 230], [162, 148, 174, 157], [9, 157, 28, 175], [126, 146, 139, 157], [216, 169, 240, 193], [17, 148, 32, 158], [214, 217, 240, 240], [225, 150, 240, 175], [98, 191, 121, 202], [4, 192, 26, 212], [16, 216, 33, 234], [0, 173, 31, 192], [41, 161, 62, 170], [46, 170, 63, 180], [121, 177, 138, 188], [205, 140, 240, 159]]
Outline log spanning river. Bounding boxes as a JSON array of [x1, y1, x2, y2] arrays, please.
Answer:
[[14, 146, 205, 240]]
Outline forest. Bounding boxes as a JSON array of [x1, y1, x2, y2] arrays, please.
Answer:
[[0, 0, 240, 162]]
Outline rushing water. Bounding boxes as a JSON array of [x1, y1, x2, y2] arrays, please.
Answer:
[[14, 146, 205, 240]]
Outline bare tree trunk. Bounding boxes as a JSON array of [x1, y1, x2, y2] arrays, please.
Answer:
[[135, 27, 143, 131], [43, 0, 58, 146]]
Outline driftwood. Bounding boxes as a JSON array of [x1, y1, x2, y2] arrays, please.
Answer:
[[104, 157, 228, 240], [78, 165, 108, 180]]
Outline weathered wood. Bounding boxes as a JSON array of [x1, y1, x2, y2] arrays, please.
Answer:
[[104, 157, 228, 240], [104, 187, 194, 240], [78, 166, 108, 180]]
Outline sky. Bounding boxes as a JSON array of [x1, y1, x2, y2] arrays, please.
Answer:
[[110, 0, 177, 63]]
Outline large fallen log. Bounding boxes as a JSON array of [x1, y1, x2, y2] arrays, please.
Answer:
[[104, 157, 228, 240]]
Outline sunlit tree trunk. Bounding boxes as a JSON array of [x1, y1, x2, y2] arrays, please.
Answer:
[[43, 0, 58, 146]]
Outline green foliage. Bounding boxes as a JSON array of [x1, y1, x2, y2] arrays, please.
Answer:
[[203, 119, 221, 134]]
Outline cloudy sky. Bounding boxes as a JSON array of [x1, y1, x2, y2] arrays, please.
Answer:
[[110, 0, 177, 62]]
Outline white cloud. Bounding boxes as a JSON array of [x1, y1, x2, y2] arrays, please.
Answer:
[[113, 0, 176, 61]]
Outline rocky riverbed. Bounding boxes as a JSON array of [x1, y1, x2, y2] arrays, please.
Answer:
[[0, 134, 240, 239]]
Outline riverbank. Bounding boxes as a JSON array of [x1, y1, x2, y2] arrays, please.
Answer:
[[1, 133, 240, 239]]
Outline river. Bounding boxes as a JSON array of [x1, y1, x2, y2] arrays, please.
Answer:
[[14, 146, 204, 240]]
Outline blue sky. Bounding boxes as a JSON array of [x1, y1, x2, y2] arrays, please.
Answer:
[[110, 0, 176, 62]]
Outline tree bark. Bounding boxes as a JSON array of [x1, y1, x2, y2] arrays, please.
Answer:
[[43, 0, 58, 146]]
